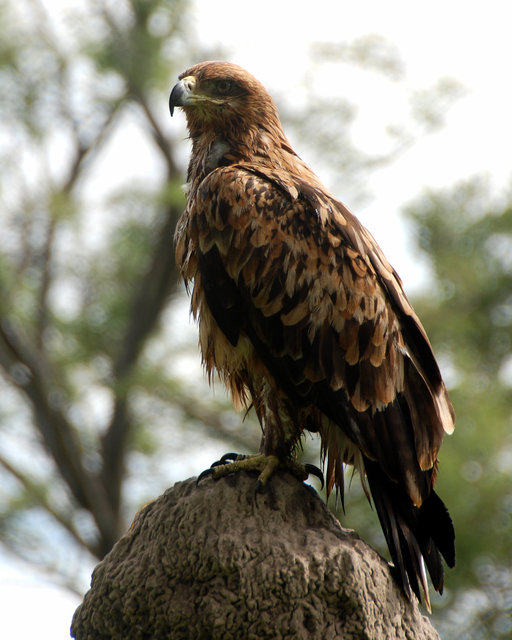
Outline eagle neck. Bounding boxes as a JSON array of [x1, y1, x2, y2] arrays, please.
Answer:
[[186, 121, 304, 190]]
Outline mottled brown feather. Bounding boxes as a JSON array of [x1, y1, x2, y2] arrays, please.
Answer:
[[171, 61, 455, 606]]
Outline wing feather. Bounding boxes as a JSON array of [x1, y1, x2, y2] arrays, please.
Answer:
[[177, 164, 454, 505]]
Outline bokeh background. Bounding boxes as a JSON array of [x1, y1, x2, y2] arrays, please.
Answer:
[[1, 1, 511, 637]]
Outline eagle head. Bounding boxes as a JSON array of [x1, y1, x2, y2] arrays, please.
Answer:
[[169, 61, 282, 141]]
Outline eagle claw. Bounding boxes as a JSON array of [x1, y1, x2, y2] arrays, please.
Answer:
[[304, 463, 325, 490], [196, 467, 215, 485], [197, 452, 248, 485], [196, 453, 324, 493], [219, 452, 245, 464]]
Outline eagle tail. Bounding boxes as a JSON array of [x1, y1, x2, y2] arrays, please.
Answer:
[[363, 457, 455, 611]]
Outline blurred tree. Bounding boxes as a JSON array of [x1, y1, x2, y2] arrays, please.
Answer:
[[402, 178, 512, 639], [0, 0, 254, 591]]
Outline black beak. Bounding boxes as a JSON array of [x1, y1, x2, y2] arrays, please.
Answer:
[[169, 77, 195, 116]]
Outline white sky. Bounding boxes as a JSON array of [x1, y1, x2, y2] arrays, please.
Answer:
[[3, 1, 512, 638]]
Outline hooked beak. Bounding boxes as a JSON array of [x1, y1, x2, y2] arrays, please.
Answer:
[[169, 75, 196, 116]]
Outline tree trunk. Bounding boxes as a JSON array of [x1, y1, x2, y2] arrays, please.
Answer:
[[71, 470, 441, 640]]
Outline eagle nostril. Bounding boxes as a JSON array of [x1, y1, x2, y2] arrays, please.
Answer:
[[182, 76, 196, 92]]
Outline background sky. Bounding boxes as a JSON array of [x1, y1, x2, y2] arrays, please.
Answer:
[[3, 1, 512, 637]]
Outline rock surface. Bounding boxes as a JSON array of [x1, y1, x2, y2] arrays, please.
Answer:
[[71, 470, 441, 639]]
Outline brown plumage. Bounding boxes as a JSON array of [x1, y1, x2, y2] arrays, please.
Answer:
[[170, 61, 455, 609]]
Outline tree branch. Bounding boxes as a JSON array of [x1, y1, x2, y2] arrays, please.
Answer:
[[135, 94, 179, 177], [101, 203, 183, 515], [0, 454, 97, 556], [172, 392, 261, 453], [113, 206, 181, 379], [35, 216, 56, 350], [0, 321, 120, 556]]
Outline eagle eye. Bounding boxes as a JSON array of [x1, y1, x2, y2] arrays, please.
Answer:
[[215, 79, 234, 95]]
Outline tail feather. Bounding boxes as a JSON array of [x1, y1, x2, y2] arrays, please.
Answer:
[[364, 456, 455, 610], [399, 517, 431, 609], [419, 490, 456, 569]]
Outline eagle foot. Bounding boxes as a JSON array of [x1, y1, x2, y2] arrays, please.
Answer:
[[196, 453, 324, 492]]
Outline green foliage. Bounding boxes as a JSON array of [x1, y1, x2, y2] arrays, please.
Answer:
[[0, 0, 214, 579], [404, 179, 512, 638], [85, 0, 189, 94]]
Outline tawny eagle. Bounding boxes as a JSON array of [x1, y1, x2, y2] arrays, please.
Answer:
[[169, 61, 455, 610]]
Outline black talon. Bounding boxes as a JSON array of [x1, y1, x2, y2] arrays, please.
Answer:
[[305, 463, 325, 490], [253, 478, 266, 497], [197, 452, 248, 485], [196, 467, 215, 485], [219, 452, 244, 463]]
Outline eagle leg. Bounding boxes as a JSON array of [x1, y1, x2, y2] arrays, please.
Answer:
[[196, 453, 324, 492]]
